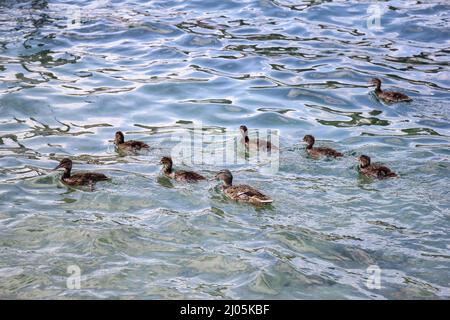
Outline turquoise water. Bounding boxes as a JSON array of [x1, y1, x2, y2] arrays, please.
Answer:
[[0, 0, 449, 299]]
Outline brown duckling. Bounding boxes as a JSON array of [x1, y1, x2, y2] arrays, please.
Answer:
[[303, 135, 343, 158], [369, 78, 411, 103], [114, 131, 149, 153], [215, 169, 273, 205], [54, 158, 109, 186], [357, 155, 397, 179], [240, 125, 277, 152], [159, 156, 205, 182]]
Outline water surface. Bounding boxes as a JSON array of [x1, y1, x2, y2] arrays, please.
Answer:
[[0, 0, 449, 299]]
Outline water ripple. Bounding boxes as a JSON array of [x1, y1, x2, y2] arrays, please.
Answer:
[[0, 0, 449, 299]]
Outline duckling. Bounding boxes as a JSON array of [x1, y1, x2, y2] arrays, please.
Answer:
[[53, 158, 109, 186], [303, 135, 343, 158], [159, 157, 205, 182], [369, 78, 411, 103], [114, 131, 149, 153], [215, 169, 273, 205], [357, 155, 397, 179], [240, 125, 277, 152]]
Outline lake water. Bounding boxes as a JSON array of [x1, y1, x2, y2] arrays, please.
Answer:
[[0, 0, 449, 299]]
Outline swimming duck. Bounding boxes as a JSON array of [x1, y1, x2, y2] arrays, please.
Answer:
[[215, 169, 273, 205], [240, 125, 277, 152], [114, 131, 149, 153], [357, 155, 397, 179], [303, 135, 343, 158], [53, 158, 109, 186], [369, 78, 411, 103], [159, 156, 205, 182]]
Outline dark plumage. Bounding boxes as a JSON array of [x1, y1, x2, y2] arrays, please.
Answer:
[[215, 169, 273, 205], [53, 158, 109, 186], [303, 135, 343, 158], [357, 155, 397, 179], [369, 78, 412, 103], [114, 131, 149, 153], [240, 125, 277, 152], [159, 156, 205, 182]]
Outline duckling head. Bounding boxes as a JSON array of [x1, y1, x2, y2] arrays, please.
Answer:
[[215, 169, 233, 186], [159, 156, 173, 167], [54, 158, 72, 171], [357, 155, 371, 168], [369, 78, 381, 88], [115, 131, 125, 145], [303, 134, 315, 147], [239, 125, 248, 136]]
